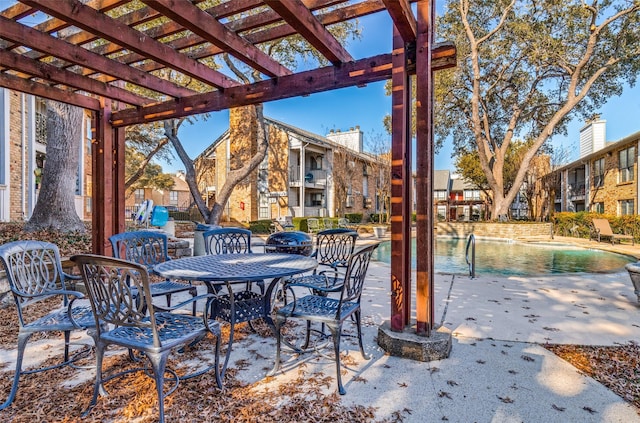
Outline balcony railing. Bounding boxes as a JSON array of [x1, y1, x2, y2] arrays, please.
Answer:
[[569, 183, 585, 198], [288, 167, 327, 186]]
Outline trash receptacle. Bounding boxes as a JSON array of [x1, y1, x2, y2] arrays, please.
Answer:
[[194, 224, 220, 256]]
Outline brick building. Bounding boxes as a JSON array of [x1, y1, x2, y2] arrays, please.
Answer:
[[551, 118, 640, 216], [125, 171, 192, 215], [195, 108, 384, 223], [0, 89, 92, 222]]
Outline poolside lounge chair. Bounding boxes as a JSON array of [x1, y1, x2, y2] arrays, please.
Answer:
[[590, 218, 634, 245]]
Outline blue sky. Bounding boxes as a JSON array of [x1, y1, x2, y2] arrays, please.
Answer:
[[157, 9, 640, 174]]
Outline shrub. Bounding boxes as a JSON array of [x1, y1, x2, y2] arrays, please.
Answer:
[[249, 220, 273, 234], [552, 211, 640, 241], [368, 213, 388, 224], [345, 213, 362, 223]]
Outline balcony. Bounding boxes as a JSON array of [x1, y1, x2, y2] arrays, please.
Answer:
[[568, 183, 585, 200], [288, 167, 327, 187]]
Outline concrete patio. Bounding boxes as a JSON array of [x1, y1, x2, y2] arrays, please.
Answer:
[[2, 234, 640, 422]]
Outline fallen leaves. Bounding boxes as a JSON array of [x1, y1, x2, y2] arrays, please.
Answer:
[[545, 343, 640, 410]]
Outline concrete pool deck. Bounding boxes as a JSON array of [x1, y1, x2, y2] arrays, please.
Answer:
[[254, 233, 640, 422], [3, 233, 640, 421]]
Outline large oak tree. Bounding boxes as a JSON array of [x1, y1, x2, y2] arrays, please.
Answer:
[[436, 0, 639, 219], [25, 101, 85, 232]]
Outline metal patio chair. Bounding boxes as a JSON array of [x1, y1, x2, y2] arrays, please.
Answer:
[[203, 227, 253, 255], [270, 243, 379, 395], [110, 231, 198, 314], [0, 240, 99, 410], [71, 254, 222, 423], [202, 227, 264, 331], [284, 228, 358, 297]]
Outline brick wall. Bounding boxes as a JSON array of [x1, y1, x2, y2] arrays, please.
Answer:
[[591, 148, 638, 214], [436, 222, 553, 239], [8, 91, 25, 221]]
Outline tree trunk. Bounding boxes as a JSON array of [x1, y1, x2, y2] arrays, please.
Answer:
[[25, 101, 85, 232], [491, 194, 511, 221]]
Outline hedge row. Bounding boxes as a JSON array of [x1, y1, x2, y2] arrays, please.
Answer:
[[553, 211, 640, 240]]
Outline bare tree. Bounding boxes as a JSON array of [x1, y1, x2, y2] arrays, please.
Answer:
[[366, 132, 392, 224], [437, 0, 640, 219], [331, 144, 359, 217]]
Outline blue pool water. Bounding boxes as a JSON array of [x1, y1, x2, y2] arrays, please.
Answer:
[[372, 238, 635, 276]]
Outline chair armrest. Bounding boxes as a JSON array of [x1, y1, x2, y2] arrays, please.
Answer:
[[153, 293, 214, 313], [13, 288, 85, 300]]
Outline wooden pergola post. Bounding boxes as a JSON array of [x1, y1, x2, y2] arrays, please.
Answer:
[[415, 0, 435, 335], [389, 25, 413, 332], [92, 101, 125, 255]]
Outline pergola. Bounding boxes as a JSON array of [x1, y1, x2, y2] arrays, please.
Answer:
[[0, 0, 455, 336]]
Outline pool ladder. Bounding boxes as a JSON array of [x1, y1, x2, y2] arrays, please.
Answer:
[[465, 234, 476, 279]]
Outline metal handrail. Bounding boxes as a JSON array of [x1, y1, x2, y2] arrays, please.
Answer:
[[465, 234, 476, 278]]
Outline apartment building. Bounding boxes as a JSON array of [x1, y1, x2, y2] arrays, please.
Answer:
[[125, 171, 192, 215], [195, 108, 383, 223], [552, 118, 640, 216], [0, 89, 92, 222]]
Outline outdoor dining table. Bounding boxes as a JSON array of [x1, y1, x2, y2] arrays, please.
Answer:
[[152, 253, 317, 378]]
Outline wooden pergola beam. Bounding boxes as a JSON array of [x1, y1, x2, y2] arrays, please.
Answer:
[[0, 49, 152, 107], [0, 16, 196, 99], [141, 0, 291, 78], [382, 0, 417, 42], [82, 0, 350, 82], [229, 0, 346, 33], [264, 0, 354, 65], [111, 43, 455, 126], [111, 52, 394, 126], [22, 0, 238, 90], [3, 0, 130, 52], [0, 2, 35, 19], [24, 0, 209, 62], [0, 73, 101, 111]]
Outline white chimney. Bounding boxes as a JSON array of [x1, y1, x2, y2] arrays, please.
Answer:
[[326, 126, 363, 152], [579, 116, 606, 158]]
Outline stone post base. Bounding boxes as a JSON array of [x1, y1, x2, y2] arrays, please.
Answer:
[[377, 321, 452, 362]]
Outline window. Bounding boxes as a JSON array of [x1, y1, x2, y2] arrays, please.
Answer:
[[35, 99, 47, 145], [620, 199, 634, 215], [258, 194, 270, 219], [134, 189, 144, 205], [363, 176, 369, 195], [434, 191, 447, 200], [592, 202, 604, 214], [169, 191, 178, 206], [593, 158, 604, 188], [310, 156, 323, 170], [463, 190, 480, 201], [568, 167, 585, 195], [619, 146, 635, 183]]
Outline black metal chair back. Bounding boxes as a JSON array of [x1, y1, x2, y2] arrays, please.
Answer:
[[314, 228, 358, 268], [71, 254, 221, 423], [0, 240, 96, 410], [109, 230, 170, 269], [109, 231, 197, 312], [336, 243, 377, 308], [203, 227, 252, 255]]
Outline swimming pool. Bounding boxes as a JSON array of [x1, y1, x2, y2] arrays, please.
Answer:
[[372, 238, 635, 276]]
